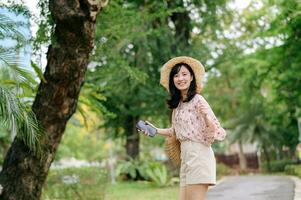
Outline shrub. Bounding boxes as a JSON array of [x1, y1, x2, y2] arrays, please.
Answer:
[[42, 167, 108, 200], [261, 159, 295, 172], [146, 162, 172, 187], [216, 163, 231, 178], [116, 158, 150, 180], [285, 164, 301, 177], [116, 158, 174, 187]]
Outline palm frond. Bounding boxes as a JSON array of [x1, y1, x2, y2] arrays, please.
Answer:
[[0, 56, 37, 92], [0, 12, 37, 90], [0, 86, 43, 155], [0, 10, 42, 155], [0, 13, 29, 46], [0, 48, 24, 67]]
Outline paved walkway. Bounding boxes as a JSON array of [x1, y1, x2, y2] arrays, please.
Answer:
[[207, 175, 295, 200]]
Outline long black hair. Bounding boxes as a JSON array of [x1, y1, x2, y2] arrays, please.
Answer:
[[167, 63, 197, 109]]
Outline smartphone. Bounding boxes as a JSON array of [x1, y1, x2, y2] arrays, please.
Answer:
[[136, 120, 157, 137]]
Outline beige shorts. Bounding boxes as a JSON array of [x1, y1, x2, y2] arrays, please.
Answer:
[[179, 140, 216, 187]]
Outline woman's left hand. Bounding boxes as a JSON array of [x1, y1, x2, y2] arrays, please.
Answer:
[[145, 120, 157, 129]]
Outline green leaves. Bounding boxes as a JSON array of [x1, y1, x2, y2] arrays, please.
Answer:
[[145, 162, 171, 187], [203, 0, 301, 158], [0, 13, 29, 47], [115, 157, 172, 186], [0, 87, 42, 155], [31, 61, 46, 83], [0, 8, 43, 155], [115, 158, 146, 180]]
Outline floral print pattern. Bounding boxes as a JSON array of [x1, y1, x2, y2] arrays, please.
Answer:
[[167, 94, 226, 146]]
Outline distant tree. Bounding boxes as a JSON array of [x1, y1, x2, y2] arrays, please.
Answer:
[[204, 0, 301, 167], [90, 0, 230, 159]]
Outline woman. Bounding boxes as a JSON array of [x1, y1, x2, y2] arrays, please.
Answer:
[[139, 56, 226, 200]]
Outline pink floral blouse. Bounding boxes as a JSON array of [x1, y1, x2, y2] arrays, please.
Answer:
[[167, 94, 226, 146]]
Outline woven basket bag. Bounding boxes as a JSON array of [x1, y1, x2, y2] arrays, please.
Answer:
[[165, 133, 181, 167], [165, 110, 181, 167]]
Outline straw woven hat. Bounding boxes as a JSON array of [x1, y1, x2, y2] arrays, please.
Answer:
[[160, 56, 205, 93]]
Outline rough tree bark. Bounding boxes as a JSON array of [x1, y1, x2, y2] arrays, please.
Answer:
[[0, 0, 107, 199]]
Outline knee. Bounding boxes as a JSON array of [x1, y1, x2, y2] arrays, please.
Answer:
[[186, 184, 208, 200]]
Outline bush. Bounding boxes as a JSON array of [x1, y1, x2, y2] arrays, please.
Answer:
[[146, 162, 172, 187], [42, 167, 108, 200], [116, 158, 174, 187], [261, 159, 296, 172], [116, 158, 150, 181], [216, 163, 231, 178], [285, 164, 301, 177]]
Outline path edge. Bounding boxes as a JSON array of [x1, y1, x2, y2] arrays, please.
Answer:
[[289, 175, 301, 200]]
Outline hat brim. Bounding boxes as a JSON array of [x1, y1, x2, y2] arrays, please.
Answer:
[[160, 56, 205, 93]]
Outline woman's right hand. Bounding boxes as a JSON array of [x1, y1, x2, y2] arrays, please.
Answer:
[[137, 128, 149, 136]]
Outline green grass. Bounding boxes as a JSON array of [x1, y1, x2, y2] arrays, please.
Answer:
[[42, 163, 232, 199], [106, 181, 179, 200], [42, 167, 107, 200]]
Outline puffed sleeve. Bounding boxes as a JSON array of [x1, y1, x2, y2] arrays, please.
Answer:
[[196, 95, 226, 144]]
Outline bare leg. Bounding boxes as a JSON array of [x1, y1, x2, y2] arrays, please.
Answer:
[[186, 184, 209, 200], [179, 186, 186, 200]]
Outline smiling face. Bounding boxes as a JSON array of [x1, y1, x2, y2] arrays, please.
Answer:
[[173, 65, 193, 93]]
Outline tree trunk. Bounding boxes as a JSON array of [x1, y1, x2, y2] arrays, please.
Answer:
[[0, 1, 106, 199], [125, 115, 139, 159], [238, 140, 247, 170], [262, 142, 271, 172], [167, 0, 191, 52]]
